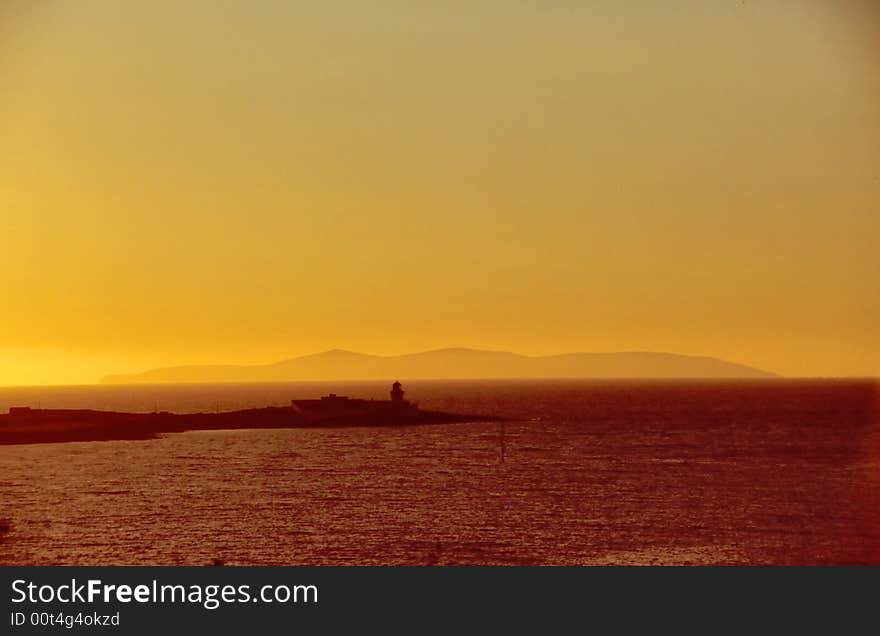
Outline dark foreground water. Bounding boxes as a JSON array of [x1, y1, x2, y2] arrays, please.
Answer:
[[1, 380, 878, 565]]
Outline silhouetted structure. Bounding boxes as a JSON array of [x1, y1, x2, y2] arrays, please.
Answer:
[[390, 381, 405, 404], [291, 382, 414, 422]]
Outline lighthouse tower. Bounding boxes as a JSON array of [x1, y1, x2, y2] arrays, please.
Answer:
[[390, 381, 405, 405]]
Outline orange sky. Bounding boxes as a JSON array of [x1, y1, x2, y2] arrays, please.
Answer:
[[1, 1, 878, 386]]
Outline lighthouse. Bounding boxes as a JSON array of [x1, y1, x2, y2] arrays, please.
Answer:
[[390, 381, 405, 405]]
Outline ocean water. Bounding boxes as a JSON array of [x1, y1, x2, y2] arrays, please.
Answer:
[[1, 379, 878, 565]]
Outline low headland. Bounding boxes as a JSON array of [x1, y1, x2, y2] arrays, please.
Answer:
[[0, 383, 503, 446]]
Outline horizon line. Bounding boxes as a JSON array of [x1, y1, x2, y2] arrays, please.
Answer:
[[5, 376, 880, 391]]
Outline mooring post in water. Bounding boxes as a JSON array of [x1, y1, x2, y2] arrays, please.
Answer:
[[499, 421, 506, 463]]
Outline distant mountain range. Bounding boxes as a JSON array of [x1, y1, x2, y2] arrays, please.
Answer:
[[100, 348, 779, 384]]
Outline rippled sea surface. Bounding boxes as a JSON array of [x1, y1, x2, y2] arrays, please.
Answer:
[[1, 379, 878, 565]]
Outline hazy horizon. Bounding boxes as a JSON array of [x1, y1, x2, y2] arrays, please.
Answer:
[[1, 345, 878, 388], [2, 1, 878, 385]]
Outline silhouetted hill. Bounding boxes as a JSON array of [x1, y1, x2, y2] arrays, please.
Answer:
[[100, 348, 779, 384]]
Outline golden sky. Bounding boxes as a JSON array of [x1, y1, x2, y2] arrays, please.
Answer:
[[1, 1, 878, 385]]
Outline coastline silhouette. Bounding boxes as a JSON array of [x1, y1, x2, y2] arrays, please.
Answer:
[[0, 382, 503, 446]]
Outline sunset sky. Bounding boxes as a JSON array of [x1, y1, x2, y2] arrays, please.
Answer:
[[1, 1, 878, 385]]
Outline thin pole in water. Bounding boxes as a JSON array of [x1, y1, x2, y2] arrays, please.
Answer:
[[499, 421, 506, 463]]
